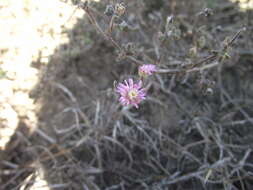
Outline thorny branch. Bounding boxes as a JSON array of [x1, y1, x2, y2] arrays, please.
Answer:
[[78, 1, 145, 65], [158, 27, 246, 74], [79, 1, 246, 78]]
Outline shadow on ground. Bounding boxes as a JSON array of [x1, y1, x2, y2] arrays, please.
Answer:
[[1, 0, 253, 189]]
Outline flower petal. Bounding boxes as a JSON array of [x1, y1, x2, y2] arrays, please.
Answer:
[[128, 78, 134, 88]]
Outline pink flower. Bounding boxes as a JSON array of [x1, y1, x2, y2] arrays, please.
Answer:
[[138, 64, 157, 77], [116, 78, 146, 108]]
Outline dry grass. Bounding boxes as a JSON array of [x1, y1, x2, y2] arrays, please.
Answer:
[[1, 0, 253, 189]]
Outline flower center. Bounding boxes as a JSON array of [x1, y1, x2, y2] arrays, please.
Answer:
[[128, 89, 138, 100]]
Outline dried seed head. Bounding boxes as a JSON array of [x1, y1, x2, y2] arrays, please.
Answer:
[[197, 8, 213, 17], [165, 15, 181, 39], [203, 8, 213, 17], [166, 15, 174, 25], [115, 2, 126, 16], [165, 15, 174, 32], [104, 4, 115, 16]]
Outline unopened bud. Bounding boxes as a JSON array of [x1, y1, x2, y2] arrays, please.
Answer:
[[197, 36, 206, 49]]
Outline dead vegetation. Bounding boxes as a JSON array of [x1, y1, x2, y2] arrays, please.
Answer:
[[1, 0, 253, 189]]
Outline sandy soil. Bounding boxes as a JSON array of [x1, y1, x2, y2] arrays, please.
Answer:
[[0, 0, 253, 189], [0, 0, 84, 189]]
